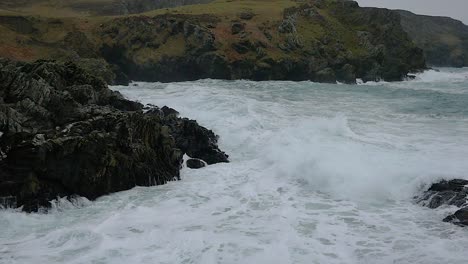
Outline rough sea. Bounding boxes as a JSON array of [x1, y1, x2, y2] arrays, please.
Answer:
[[1, 68, 468, 264]]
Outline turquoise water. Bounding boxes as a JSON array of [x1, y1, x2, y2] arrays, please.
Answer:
[[1, 68, 468, 264]]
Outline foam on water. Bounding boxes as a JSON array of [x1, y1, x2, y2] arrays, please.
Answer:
[[2, 69, 468, 264]]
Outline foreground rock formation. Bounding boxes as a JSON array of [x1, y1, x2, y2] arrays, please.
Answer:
[[0, 59, 228, 212], [417, 179, 468, 226], [0, 0, 426, 84]]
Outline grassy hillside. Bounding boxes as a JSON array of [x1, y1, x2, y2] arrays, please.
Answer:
[[0, 0, 426, 83], [398, 10, 468, 67], [0, 0, 214, 16]]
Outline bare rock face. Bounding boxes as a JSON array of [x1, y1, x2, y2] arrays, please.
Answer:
[[0, 59, 228, 212], [416, 179, 468, 226]]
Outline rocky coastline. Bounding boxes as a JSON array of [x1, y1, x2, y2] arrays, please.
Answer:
[[0, 59, 228, 212]]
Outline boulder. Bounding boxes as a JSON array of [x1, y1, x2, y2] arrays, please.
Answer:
[[417, 179, 468, 226], [444, 208, 468, 226], [186, 158, 206, 169], [0, 59, 228, 212]]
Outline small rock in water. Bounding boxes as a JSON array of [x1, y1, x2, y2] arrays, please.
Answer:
[[444, 208, 468, 226], [417, 179, 468, 226], [186, 159, 206, 169]]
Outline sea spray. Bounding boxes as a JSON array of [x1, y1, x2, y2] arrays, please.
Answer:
[[1, 68, 468, 264]]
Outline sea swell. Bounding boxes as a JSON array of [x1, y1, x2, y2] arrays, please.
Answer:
[[1, 68, 468, 264]]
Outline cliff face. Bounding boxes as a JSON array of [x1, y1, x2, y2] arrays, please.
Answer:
[[0, 0, 426, 84], [398, 10, 468, 67]]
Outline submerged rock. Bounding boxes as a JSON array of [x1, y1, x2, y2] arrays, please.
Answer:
[[0, 59, 228, 212], [417, 179, 468, 226]]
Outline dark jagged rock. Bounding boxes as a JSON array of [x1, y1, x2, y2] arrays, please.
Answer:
[[444, 208, 468, 226], [0, 59, 228, 212], [417, 179, 468, 209], [186, 158, 206, 169], [417, 179, 468, 226]]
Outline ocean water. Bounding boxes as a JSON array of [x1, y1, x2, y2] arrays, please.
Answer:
[[2, 68, 468, 264]]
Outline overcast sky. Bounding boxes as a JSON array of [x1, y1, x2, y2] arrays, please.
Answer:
[[356, 0, 468, 25]]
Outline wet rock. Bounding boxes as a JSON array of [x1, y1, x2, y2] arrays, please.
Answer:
[[429, 179, 468, 192], [166, 118, 229, 165], [0, 60, 228, 212], [417, 179, 468, 209], [186, 158, 206, 169], [444, 208, 468, 226], [417, 179, 468, 226]]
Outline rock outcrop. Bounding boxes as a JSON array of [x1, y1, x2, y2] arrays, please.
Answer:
[[417, 179, 468, 226], [0, 59, 228, 212]]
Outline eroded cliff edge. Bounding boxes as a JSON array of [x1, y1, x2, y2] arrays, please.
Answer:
[[0, 59, 228, 212]]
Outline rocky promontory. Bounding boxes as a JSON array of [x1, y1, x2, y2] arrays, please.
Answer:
[[0, 0, 426, 84], [398, 10, 468, 68], [0, 59, 228, 212]]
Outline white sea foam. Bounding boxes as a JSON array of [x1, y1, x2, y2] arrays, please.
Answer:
[[414, 68, 468, 83], [2, 69, 468, 264]]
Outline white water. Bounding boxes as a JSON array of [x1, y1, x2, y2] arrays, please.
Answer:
[[2, 69, 468, 264]]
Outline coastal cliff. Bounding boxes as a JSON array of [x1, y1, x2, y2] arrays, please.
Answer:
[[0, 0, 426, 84], [398, 10, 468, 68]]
